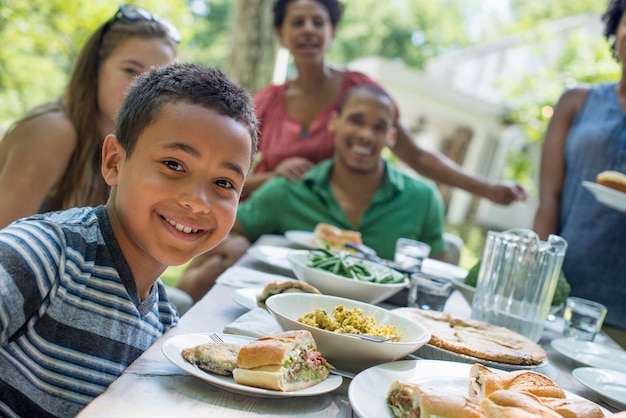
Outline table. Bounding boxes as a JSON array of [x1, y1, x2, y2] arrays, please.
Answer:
[[78, 235, 622, 417]]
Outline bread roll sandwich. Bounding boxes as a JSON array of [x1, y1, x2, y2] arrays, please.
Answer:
[[256, 280, 321, 308], [480, 390, 563, 418], [597, 170, 626, 193], [539, 397, 604, 418], [312, 223, 362, 251], [232, 330, 330, 391], [469, 364, 565, 400], [387, 380, 485, 418]]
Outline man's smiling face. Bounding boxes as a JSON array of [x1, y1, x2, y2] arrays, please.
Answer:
[[329, 88, 396, 174]]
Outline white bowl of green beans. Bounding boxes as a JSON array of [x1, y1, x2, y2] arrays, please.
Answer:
[[286, 249, 409, 304]]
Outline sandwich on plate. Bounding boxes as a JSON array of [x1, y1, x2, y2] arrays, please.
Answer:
[[232, 330, 330, 391], [256, 280, 321, 309], [469, 363, 565, 400], [312, 223, 362, 252], [387, 380, 485, 418]]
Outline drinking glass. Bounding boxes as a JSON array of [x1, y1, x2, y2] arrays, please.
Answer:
[[408, 273, 453, 311], [563, 297, 607, 342], [394, 238, 431, 270]]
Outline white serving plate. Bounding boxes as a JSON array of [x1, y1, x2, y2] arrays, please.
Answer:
[[348, 359, 608, 418], [284, 230, 317, 248], [573, 367, 626, 411], [421, 258, 468, 280], [246, 245, 293, 271], [162, 333, 342, 398], [583, 180, 626, 212], [231, 287, 263, 310], [551, 338, 626, 373], [283, 230, 376, 253]]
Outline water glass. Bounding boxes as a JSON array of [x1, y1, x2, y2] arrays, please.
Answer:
[[563, 297, 607, 342], [394, 238, 431, 270], [408, 273, 453, 311]]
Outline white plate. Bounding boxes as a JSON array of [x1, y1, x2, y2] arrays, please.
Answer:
[[283, 230, 376, 254], [162, 333, 343, 398], [231, 287, 263, 310], [284, 230, 317, 248], [421, 258, 468, 280], [573, 367, 626, 410], [583, 180, 626, 212], [551, 338, 626, 373], [348, 359, 608, 418], [246, 245, 293, 270]]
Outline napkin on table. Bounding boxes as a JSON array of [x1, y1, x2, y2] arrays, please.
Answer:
[[223, 308, 283, 338], [215, 266, 291, 289]]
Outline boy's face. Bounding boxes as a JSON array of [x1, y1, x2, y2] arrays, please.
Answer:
[[102, 102, 252, 271], [328, 90, 396, 174]]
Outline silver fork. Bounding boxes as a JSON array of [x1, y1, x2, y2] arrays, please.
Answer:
[[209, 333, 225, 343], [342, 333, 398, 342]]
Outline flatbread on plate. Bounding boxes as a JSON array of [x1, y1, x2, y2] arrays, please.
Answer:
[[392, 308, 546, 366]]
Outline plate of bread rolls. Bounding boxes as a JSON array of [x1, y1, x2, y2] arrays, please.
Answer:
[[583, 170, 626, 212], [348, 360, 610, 418]]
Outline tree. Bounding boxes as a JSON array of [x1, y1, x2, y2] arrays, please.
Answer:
[[225, 0, 276, 94]]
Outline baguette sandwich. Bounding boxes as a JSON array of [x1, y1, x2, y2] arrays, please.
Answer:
[[469, 364, 565, 400], [387, 380, 485, 418], [256, 280, 321, 308], [312, 223, 362, 251], [232, 330, 330, 392]]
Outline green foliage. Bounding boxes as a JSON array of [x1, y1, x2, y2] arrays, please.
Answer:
[[464, 259, 480, 287], [500, 33, 619, 146], [178, 0, 233, 69], [508, 1, 606, 32], [0, 0, 190, 129], [330, 0, 473, 69], [552, 271, 571, 307]]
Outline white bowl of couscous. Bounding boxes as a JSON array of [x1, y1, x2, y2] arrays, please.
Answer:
[[265, 293, 431, 374]]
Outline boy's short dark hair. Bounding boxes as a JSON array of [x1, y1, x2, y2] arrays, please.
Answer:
[[115, 63, 258, 164]]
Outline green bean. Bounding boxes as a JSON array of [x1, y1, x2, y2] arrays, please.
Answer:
[[306, 248, 404, 284]]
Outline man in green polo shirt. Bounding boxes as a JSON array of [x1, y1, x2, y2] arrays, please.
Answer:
[[233, 84, 446, 261]]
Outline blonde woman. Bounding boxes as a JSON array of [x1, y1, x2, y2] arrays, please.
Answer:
[[0, 5, 233, 308], [0, 5, 179, 226]]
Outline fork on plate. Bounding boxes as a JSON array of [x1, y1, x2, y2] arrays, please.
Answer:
[[342, 333, 398, 342], [209, 333, 225, 343]]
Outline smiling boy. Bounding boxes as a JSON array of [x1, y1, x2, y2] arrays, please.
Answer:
[[0, 63, 258, 417]]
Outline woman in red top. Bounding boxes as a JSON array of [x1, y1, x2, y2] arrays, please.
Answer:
[[244, 0, 526, 204]]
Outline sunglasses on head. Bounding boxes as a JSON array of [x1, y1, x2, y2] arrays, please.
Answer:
[[103, 4, 181, 43]]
